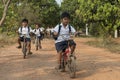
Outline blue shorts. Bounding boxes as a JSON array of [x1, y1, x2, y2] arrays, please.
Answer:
[[37, 36, 42, 40], [55, 40, 76, 52], [35, 36, 42, 40], [20, 37, 31, 42]]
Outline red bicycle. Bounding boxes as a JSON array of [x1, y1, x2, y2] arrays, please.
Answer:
[[60, 35, 76, 78]]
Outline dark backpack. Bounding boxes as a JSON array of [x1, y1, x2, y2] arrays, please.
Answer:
[[53, 24, 71, 40], [20, 26, 30, 33]]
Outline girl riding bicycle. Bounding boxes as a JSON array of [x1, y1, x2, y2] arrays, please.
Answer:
[[53, 12, 76, 71]]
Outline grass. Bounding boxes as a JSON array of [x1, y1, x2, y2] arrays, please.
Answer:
[[86, 38, 120, 54], [0, 33, 17, 48]]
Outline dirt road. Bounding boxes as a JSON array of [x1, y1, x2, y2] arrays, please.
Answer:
[[0, 38, 120, 80]]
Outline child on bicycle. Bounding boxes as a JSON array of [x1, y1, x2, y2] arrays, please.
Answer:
[[53, 12, 76, 70], [32, 23, 42, 49], [17, 19, 33, 54]]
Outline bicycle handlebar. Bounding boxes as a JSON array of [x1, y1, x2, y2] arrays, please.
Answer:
[[22, 34, 27, 38]]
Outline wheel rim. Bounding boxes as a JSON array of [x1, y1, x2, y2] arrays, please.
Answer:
[[68, 57, 76, 78]]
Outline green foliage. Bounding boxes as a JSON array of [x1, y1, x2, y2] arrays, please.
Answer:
[[77, 0, 120, 37], [0, 0, 60, 35], [61, 0, 81, 30], [1, 0, 120, 38]]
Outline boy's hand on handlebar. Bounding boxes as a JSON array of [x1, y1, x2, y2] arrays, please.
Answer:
[[70, 33, 75, 39]]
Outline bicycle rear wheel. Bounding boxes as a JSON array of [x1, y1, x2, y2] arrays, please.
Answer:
[[68, 56, 76, 78]]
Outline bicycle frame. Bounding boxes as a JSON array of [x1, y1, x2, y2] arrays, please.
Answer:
[[62, 40, 71, 61], [35, 35, 40, 50], [60, 34, 76, 78], [22, 34, 27, 59]]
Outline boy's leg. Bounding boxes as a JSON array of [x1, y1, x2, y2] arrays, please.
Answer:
[[39, 37, 42, 49], [27, 42, 30, 53], [17, 37, 21, 48], [69, 40, 76, 54], [27, 38, 32, 54], [71, 45, 76, 54], [57, 50, 66, 72], [55, 41, 66, 70], [56, 50, 62, 69], [57, 51, 62, 64], [39, 40, 42, 49]]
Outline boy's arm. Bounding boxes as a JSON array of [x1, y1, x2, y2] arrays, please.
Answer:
[[70, 26, 76, 38], [40, 28, 43, 32], [18, 27, 21, 33], [71, 26, 76, 34], [30, 27, 33, 33], [53, 25, 59, 35], [32, 29, 35, 33]]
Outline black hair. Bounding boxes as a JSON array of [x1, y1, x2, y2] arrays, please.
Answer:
[[61, 12, 70, 19], [22, 18, 28, 23], [35, 23, 41, 27]]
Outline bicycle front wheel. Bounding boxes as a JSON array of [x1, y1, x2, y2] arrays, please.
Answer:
[[35, 39, 38, 50], [22, 42, 27, 59], [68, 56, 76, 78]]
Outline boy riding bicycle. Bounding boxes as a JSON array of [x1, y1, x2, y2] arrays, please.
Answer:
[[33, 23, 42, 49], [17, 19, 33, 54], [53, 12, 76, 70]]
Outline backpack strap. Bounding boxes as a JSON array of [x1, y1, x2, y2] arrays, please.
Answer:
[[57, 24, 71, 35], [58, 24, 62, 35], [20, 27, 22, 32], [34, 29, 36, 32], [68, 25, 71, 33], [28, 26, 30, 32]]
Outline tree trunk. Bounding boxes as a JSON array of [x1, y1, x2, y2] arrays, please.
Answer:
[[0, 0, 11, 26], [86, 24, 89, 36], [114, 29, 118, 38]]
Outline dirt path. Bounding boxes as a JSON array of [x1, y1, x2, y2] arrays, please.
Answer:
[[0, 38, 120, 80]]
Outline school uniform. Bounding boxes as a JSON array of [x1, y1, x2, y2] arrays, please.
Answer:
[[18, 26, 32, 42], [53, 23, 76, 52], [33, 28, 42, 39]]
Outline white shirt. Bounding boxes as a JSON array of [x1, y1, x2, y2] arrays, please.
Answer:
[[18, 26, 32, 38], [53, 23, 76, 43], [33, 28, 42, 36]]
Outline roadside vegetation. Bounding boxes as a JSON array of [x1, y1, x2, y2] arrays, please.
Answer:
[[0, 0, 120, 53]]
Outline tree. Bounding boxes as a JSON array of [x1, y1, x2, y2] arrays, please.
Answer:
[[0, 0, 11, 26], [61, 0, 81, 30], [14, 0, 60, 27], [77, 0, 120, 37], [0, 0, 60, 34]]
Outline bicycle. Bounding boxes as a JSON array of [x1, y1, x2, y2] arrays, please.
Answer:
[[35, 35, 40, 51], [22, 34, 27, 59], [60, 34, 76, 78]]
